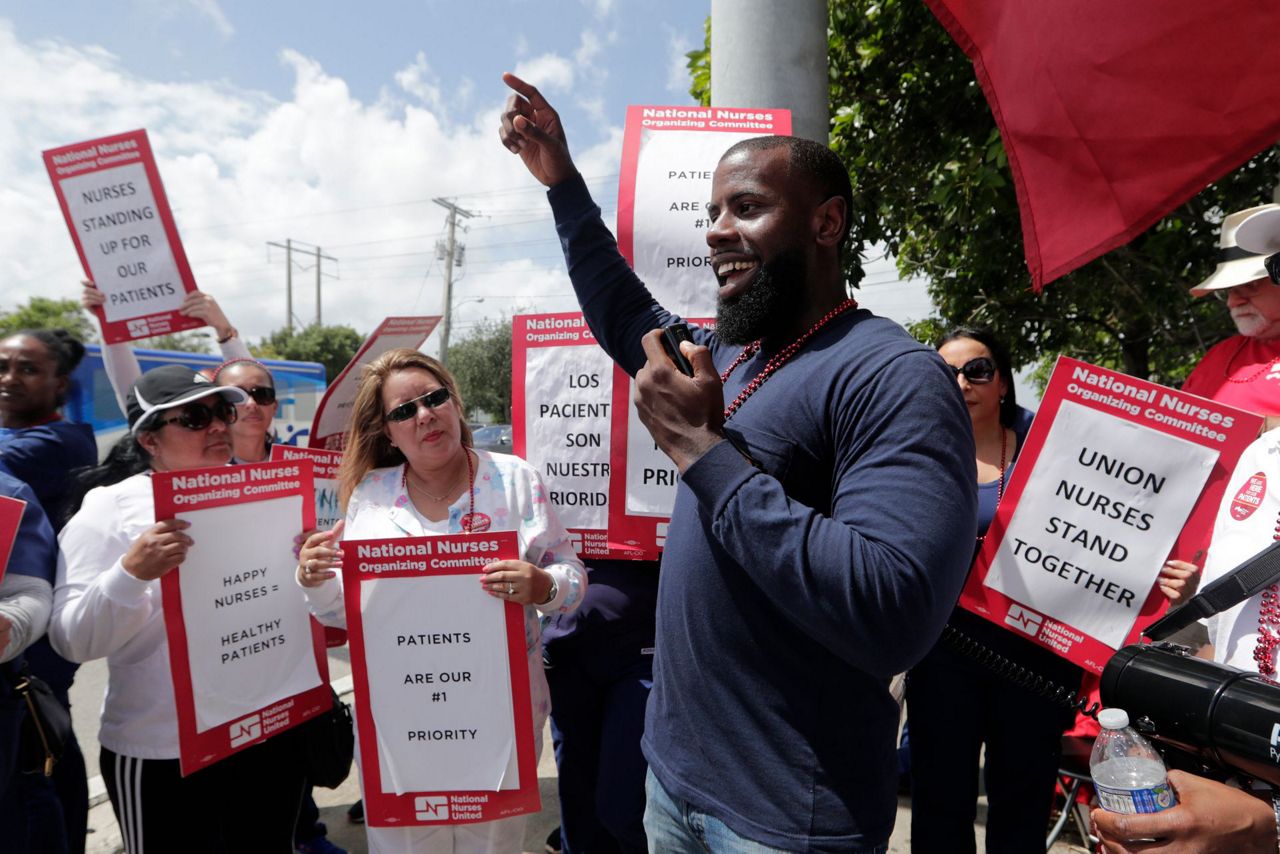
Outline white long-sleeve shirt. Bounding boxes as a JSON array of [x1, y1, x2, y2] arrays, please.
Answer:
[[49, 474, 180, 758], [0, 574, 52, 663]]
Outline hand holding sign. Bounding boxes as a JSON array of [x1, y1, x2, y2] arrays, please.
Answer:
[[480, 559, 553, 606], [298, 520, 344, 588], [83, 280, 234, 342], [121, 518, 192, 581], [1158, 559, 1202, 606], [500, 73, 575, 188]]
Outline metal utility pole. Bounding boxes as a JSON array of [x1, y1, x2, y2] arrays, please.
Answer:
[[711, 0, 829, 144], [433, 198, 475, 365], [268, 239, 337, 329]]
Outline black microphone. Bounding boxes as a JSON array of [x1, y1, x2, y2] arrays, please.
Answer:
[[1143, 539, 1280, 641]]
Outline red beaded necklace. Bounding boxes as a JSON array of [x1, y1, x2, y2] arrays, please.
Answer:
[[720, 298, 859, 420], [1254, 512, 1280, 675], [1224, 337, 1280, 385]]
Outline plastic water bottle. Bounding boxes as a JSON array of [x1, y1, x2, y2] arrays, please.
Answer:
[[1090, 707, 1177, 814]]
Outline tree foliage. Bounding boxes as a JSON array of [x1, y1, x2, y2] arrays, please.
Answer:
[[447, 318, 512, 423], [689, 4, 1277, 383], [252, 323, 365, 383], [0, 297, 96, 343]]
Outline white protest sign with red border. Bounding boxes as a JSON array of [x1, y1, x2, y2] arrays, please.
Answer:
[[43, 130, 203, 344], [512, 313, 642, 559], [604, 318, 713, 558], [961, 357, 1261, 674], [309, 317, 441, 451], [153, 460, 331, 775], [0, 496, 27, 582], [605, 106, 790, 555], [344, 532, 539, 826], [271, 445, 344, 531], [271, 445, 348, 647], [617, 105, 791, 318]]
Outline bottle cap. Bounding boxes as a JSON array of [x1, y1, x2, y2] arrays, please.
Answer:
[[1098, 708, 1130, 729]]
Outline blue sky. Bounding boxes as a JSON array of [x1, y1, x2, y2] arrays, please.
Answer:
[[0, 0, 931, 350]]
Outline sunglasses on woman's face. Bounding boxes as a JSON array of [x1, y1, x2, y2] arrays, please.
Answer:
[[947, 357, 997, 384], [154, 398, 239, 431], [237, 386, 276, 405], [384, 387, 451, 423]]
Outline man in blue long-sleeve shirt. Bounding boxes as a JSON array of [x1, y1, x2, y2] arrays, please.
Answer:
[[500, 74, 978, 853]]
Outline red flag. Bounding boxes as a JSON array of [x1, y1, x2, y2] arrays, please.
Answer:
[[925, 0, 1280, 289]]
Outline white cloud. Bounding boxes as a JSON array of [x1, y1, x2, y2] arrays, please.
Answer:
[[575, 30, 603, 68], [394, 51, 445, 112], [189, 0, 235, 38], [0, 21, 610, 349], [666, 29, 695, 95], [511, 53, 575, 93], [582, 0, 615, 18]]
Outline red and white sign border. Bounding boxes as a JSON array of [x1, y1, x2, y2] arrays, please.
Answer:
[[43, 129, 203, 345], [344, 532, 540, 826], [961, 356, 1261, 674], [154, 460, 331, 775]]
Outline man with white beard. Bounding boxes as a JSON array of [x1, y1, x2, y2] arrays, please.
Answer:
[[1183, 204, 1280, 428]]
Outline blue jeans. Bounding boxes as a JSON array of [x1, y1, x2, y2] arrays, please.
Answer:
[[642, 769, 887, 854]]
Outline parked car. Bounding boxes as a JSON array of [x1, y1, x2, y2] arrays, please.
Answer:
[[472, 423, 513, 453]]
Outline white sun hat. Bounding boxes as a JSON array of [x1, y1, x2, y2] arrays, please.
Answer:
[[1236, 203, 1280, 256], [1189, 203, 1277, 297]]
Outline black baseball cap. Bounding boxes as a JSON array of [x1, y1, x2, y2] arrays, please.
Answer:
[[127, 365, 248, 432]]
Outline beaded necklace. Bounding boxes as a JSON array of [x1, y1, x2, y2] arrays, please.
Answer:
[[974, 427, 1008, 546], [1255, 512, 1280, 675], [1224, 337, 1280, 385], [720, 298, 859, 420], [401, 449, 478, 532]]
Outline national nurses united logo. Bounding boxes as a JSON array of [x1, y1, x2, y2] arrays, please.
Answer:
[[1230, 472, 1267, 521]]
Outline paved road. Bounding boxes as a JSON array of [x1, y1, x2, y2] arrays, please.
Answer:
[[70, 657, 1092, 853]]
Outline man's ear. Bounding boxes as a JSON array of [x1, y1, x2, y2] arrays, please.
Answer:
[[813, 196, 847, 249]]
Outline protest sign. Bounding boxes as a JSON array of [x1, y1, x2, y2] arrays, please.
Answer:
[[309, 317, 440, 451], [271, 445, 348, 646], [0, 496, 26, 581], [153, 460, 330, 774], [604, 106, 789, 555], [961, 357, 1261, 673], [271, 445, 344, 530], [604, 319, 713, 558], [512, 313, 642, 559], [344, 532, 539, 826], [43, 130, 203, 344], [617, 105, 791, 318]]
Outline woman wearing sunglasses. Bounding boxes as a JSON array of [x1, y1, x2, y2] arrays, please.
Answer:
[[210, 359, 278, 464], [296, 348, 586, 854], [905, 327, 1084, 853], [50, 365, 308, 853]]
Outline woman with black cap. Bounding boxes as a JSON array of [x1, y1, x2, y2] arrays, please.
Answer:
[[50, 365, 306, 853]]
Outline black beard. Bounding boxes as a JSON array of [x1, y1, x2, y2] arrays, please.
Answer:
[[715, 249, 806, 345]]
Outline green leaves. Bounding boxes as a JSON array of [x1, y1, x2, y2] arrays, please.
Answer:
[[251, 323, 364, 384], [0, 297, 96, 343], [445, 318, 512, 424]]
